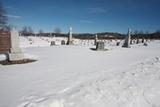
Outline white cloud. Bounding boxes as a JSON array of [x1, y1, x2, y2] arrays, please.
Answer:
[[5, 15, 22, 19]]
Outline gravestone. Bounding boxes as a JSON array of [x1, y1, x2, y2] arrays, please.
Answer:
[[29, 38, 32, 41], [9, 27, 24, 61], [143, 42, 148, 46], [116, 42, 120, 46], [136, 39, 139, 44], [61, 40, 65, 45], [96, 42, 105, 50], [94, 34, 98, 45], [122, 28, 131, 48], [130, 40, 133, 44], [67, 27, 74, 45], [51, 41, 55, 45], [142, 38, 145, 43]]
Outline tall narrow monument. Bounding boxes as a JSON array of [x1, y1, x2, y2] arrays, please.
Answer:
[[9, 27, 24, 61], [67, 27, 73, 45], [94, 34, 98, 45], [122, 28, 131, 48]]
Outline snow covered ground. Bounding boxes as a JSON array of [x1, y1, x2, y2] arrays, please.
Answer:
[[0, 36, 160, 107]]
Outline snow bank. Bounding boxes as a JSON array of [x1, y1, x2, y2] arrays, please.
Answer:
[[0, 54, 7, 61]]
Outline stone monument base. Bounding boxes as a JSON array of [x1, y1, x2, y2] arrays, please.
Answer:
[[9, 53, 24, 61], [9, 48, 24, 61], [10, 48, 22, 53]]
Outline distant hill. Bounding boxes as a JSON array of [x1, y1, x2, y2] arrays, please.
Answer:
[[21, 31, 160, 40]]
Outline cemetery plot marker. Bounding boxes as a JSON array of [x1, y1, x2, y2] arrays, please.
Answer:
[[51, 41, 56, 45], [9, 27, 24, 61], [96, 42, 105, 50], [94, 34, 98, 45], [67, 27, 74, 45], [61, 40, 65, 45], [122, 28, 131, 48]]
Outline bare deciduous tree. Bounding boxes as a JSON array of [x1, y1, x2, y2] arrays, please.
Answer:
[[54, 27, 61, 34], [28, 26, 34, 34], [39, 29, 43, 34], [20, 26, 34, 36]]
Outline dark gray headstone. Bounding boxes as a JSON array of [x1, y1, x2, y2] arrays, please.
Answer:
[[116, 42, 120, 46], [51, 41, 55, 45], [136, 39, 139, 44], [96, 42, 105, 50], [94, 34, 98, 45], [143, 42, 148, 46], [61, 40, 65, 45], [142, 38, 145, 43], [122, 28, 131, 48], [130, 40, 133, 44]]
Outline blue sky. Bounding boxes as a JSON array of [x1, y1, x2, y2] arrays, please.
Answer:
[[1, 0, 160, 33]]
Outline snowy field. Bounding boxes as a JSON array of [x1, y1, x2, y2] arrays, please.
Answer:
[[0, 36, 160, 107]]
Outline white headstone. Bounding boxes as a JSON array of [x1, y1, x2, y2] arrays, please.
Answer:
[[69, 27, 72, 41], [67, 27, 74, 45], [9, 27, 24, 61]]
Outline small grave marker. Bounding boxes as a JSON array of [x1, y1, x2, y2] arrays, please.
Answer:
[[51, 41, 55, 45], [61, 40, 65, 45], [96, 42, 105, 50]]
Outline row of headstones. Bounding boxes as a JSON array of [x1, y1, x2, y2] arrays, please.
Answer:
[[95, 28, 149, 50], [130, 39, 149, 46], [51, 40, 66, 45], [51, 39, 123, 46], [50, 27, 73, 46], [79, 40, 123, 46], [24, 36, 68, 46], [122, 28, 149, 47]]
